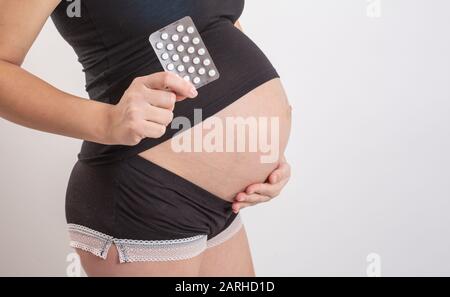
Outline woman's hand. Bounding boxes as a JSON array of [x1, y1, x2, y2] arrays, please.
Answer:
[[105, 72, 198, 145], [232, 156, 291, 213]]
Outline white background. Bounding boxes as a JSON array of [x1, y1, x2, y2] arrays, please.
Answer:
[[0, 0, 449, 276]]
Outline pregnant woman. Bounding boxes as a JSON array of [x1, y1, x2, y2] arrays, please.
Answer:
[[0, 0, 292, 276]]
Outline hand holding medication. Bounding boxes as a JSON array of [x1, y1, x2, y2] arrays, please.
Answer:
[[150, 16, 220, 89], [106, 72, 198, 146]]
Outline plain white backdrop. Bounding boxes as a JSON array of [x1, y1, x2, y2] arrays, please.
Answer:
[[1, 0, 449, 276]]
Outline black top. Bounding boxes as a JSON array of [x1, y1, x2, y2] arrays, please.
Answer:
[[51, 0, 278, 165]]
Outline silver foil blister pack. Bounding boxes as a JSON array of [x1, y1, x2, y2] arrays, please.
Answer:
[[149, 16, 220, 89]]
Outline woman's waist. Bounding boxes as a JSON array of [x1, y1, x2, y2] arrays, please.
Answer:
[[78, 24, 281, 165], [78, 66, 280, 165], [71, 79, 290, 204], [85, 22, 277, 104], [138, 78, 292, 200]]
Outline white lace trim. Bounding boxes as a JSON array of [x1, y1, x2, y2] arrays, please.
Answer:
[[67, 215, 243, 263], [115, 236, 207, 263], [68, 224, 113, 240], [69, 241, 112, 260], [114, 234, 205, 246], [67, 224, 208, 263]]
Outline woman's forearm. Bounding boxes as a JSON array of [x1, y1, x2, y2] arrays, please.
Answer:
[[235, 20, 243, 31], [0, 59, 112, 144]]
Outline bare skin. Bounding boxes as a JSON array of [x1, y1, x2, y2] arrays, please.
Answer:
[[199, 227, 255, 277], [78, 245, 204, 277], [139, 78, 292, 201], [0, 0, 291, 276]]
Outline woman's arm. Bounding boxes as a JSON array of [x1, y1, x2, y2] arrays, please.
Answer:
[[0, 0, 196, 146], [0, 0, 115, 143], [235, 20, 243, 31]]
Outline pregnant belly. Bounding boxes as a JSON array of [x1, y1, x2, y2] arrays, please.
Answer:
[[139, 78, 292, 201]]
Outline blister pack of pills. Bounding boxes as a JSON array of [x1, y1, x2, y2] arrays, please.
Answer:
[[149, 16, 220, 89]]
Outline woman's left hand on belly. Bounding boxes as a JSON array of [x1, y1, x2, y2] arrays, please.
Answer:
[[232, 156, 291, 213]]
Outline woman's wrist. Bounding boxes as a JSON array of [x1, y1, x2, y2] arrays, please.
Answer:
[[90, 101, 116, 145]]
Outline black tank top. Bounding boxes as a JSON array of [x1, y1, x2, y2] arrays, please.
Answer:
[[51, 0, 278, 165]]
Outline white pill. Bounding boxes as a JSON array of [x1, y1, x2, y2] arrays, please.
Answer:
[[192, 37, 200, 45], [208, 69, 217, 77], [187, 47, 195, 54], [182, 56, 190, 63], [193, 77, 201, 84], [198, 68, 206, 75], [166, 43, 174, 51], [177, 65, 185, 72], [161, 33, 169, 40], [188, 66, 195, 74], [187, 26, 195, 34], [182, 36, 190, 43], [172, 54, 179, 61], [177, 45, 185, 52], [167, 63, 175, 71], [177, 25, 184, 32], [197, 48, 206, 56], [183, 75, 191, 81], [171, 34, 179, 42], [203, 59, 211, 66], [193, 57, 200, 65], [156, 42, 164, 50], [161, 52, 169, 60]]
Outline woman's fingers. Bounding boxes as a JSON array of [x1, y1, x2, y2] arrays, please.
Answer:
[[143, 104, 174, 126], [236, 192, 272, 203], [247, 183, 278, 197], [245, 161, 291, 197], [232, 202, 255, 213], [138, 72, 198, 99], [141, 120, 167, 139], [109, 71, 201, 145], [232, 157, 292, 213], [232, 193, 271, 213], [143, 89, 177, 110], [247, 177, 289, 198], [268, 159, 291, 184]]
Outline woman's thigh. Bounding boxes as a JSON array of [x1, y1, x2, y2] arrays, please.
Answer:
[[77, 245, 204, 277], [199, 226, 255, 277]]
